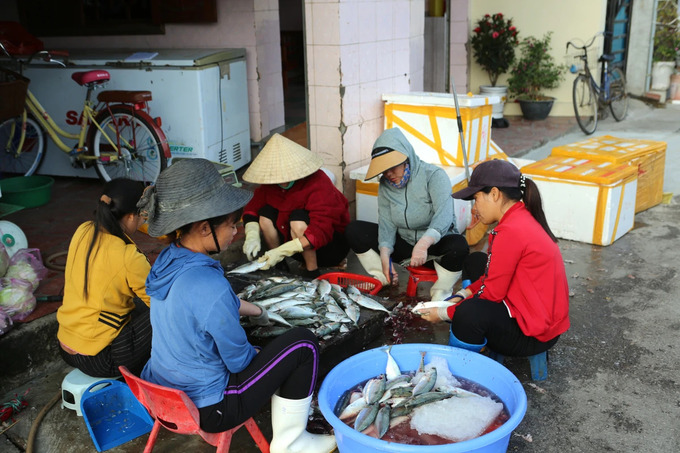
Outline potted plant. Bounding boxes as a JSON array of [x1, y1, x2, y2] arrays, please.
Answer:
[[507, 32, 566, 120], [470, 13, 519, 124], [651, 0, 680, 91]]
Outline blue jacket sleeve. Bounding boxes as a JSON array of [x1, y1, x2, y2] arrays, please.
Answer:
[[206, 286, 257, 373]]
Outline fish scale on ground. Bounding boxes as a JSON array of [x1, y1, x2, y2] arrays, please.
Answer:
[[238, 277, 392, 338]]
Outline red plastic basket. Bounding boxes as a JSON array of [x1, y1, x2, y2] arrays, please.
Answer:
[[317, 272, 383, 296]]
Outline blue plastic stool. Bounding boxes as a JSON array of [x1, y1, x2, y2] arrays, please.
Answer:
[[488, 350, 548, 381]]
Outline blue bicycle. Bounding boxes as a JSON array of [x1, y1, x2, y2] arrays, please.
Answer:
[[567, 32, 628, 135]]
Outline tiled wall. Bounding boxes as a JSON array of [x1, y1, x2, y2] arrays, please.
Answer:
[[305, 0, 425, 203]]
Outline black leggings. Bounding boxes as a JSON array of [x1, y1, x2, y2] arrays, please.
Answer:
[[199, 327, 319, 433], [345, 220, 469, 271], [452, 251, 559, 357], [59, 300, 152, 377], [255, 205, 349, 267]]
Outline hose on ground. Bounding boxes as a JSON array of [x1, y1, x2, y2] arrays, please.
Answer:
[[26, 391, 61, 453], [44, 251, 68, 272]]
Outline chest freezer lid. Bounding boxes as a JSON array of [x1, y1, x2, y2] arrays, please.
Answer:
[[522, 155, 637, 185], [64, 48, 245, 68], [550, 135, 667, 163], [382, 91, 500, 108]]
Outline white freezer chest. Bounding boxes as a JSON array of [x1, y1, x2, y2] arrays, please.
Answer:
[[21, 48, 250, 178]]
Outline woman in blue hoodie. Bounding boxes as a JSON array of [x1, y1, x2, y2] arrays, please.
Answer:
[[346, 128, 469, 300], [137, 159, 335, 453]]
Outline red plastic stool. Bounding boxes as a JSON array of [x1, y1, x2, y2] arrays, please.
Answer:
[[405, 266, 438, 297], [119, 366, 270, 452]]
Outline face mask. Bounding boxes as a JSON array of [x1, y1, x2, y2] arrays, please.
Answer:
[[382, 162, 411, 189], [278, 181, 295, 190]]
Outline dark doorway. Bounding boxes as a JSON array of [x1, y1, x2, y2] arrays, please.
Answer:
[[605, 0, 632, 71], [279, 0, 306, 129]]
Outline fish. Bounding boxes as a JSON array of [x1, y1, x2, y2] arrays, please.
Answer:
[[279, 306, 318, 319], [266, 311, 292, 327], [250, 325, 292, 337], [343, 303, 360, 325], [257, 282, 305, 299], [374, 405, 391, 438], [346, 285, 362, 298], [411, 301, 455, 316], [269, 298, 313, 312], [403, 390, 453, 409], [227, 260, 267, 274], [287, 317, 321, 327], [363, 375, 386, 404], [412, 367, 437, 396], [389, 415, 409, 429], [348, 292, 391, 314], [354, 403, 379, 432], [316, 279, 332, 297], [338, 394, 368, 420], [312, 322, 342, 338], [384, 346, 401, 380], [385, 374, 411, 390]]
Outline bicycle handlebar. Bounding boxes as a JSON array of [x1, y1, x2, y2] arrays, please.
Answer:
[[565, 31, 608, 53], [0, 42, 69, 68]]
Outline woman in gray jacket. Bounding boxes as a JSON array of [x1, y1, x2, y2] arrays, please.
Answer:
[[345, 128, 469, 300]]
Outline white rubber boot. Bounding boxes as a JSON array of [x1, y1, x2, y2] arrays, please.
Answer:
[[355, 249, 388, 285], [270, 394, 337, 453], [429, 261, 461, 301]]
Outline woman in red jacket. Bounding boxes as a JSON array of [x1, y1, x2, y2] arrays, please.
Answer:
[[241, 134, 350, 278], [420, 159, 569, 358]]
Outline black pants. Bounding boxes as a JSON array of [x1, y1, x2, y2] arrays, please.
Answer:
[[256, 205, 349, 267], [59, 300, 152, 377], [199, 327, 319, 433], [452, 251, 559, 357], [345, 220, 469, 271]]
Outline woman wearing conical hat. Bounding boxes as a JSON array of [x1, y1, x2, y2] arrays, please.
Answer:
[[241, 134, 350, 278]]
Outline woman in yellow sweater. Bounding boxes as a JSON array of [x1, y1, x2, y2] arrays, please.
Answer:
[[57, 179, 151, 377]]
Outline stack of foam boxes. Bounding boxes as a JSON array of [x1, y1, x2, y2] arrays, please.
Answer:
[[350, 92, 509, 241], [521, 135, 666, 246]]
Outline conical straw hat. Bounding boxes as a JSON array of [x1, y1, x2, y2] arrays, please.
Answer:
[[243, 133, 323, 184]]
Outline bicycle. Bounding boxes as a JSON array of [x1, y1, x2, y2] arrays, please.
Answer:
[[0, 43, 170, 183], [566, 32, 629, 135]]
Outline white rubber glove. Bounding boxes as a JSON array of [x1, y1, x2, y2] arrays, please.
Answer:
[[410, 235, 436, 267], [258, 238, 304, 270], [248, 303, 270, 326], [242, 222, 261, 261]]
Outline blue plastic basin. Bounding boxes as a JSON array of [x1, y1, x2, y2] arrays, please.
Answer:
[[319, 344, 527, 453]]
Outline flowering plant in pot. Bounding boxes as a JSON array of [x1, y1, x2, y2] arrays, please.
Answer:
[[507, 32, 566, 120], [470, 13, 519, 87], [651, 0, 680, 90], [471, 13, 519, 125]]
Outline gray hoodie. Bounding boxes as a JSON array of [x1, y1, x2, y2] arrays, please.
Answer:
[[374, 128, 458, 253]]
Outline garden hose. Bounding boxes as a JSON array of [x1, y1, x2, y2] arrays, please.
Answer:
[[44, 251, 68, 272], [26, 391, 61, 453]]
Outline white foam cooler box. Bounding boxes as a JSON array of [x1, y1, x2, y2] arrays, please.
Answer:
[[522, 156, 638, 246], [382, 92, 500, 167], [349, 164, 472, 234], [549, 135, 666, 213]]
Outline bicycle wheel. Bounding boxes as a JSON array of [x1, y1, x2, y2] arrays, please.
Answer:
[[87, 105, 167, 183], [573, 75, 598, 135], [0, 115, 46, 176], [609, 67, 628, 122]]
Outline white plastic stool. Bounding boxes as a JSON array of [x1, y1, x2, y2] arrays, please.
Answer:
[[61, 369, 116, 416]]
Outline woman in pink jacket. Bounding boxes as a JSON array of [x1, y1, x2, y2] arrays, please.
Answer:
[[420, 159, 570, 358]]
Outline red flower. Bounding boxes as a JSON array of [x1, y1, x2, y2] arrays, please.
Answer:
[[492, 32, 499, 39], [509, 26, 516, 31], [497, 13, 503, 18], [474, 27, 481, 33]]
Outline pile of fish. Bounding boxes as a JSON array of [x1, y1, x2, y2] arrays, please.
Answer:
[[335, 347, 481, 439], [238, 276, 391, 339]]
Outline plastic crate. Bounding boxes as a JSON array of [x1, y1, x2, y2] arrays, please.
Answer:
[[0, 67, 28, 122], [80, 380, 154, 452], [317, 272, 383, 295]]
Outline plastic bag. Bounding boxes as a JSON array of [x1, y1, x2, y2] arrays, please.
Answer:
[[6, 248, 48, 291], [0, 306, 13, 335], [0, 243, 9, 277], [0, 277, 36, 321]]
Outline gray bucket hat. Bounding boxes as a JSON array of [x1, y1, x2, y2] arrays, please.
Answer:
[[137, 158, 253, 237]]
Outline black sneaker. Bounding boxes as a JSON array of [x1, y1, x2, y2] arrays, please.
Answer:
[[275, 259, 291, 273]]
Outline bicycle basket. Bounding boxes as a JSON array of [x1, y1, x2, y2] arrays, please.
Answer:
[[0, 67, 29, 122], [564, 46, 600, 73]]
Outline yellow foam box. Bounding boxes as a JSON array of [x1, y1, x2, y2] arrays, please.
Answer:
[[382, 92, 499, 167], [522, 156, 638, 246], [550, 135, 665, 213]]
